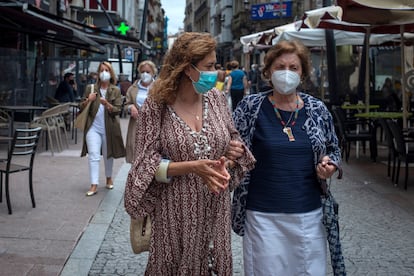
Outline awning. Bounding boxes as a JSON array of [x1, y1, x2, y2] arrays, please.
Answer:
[[85, 33, 141, 49], [0, 2, 106, 53]]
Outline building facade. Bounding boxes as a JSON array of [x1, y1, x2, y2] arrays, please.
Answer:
[[0, 0, 166, 107], [184, 0, 324, 68]]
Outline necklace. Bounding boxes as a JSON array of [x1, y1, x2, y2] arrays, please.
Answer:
[[185, 110, 200, 121], [177, 98, 202, 120], [269, 94, 299, 142], [169, 96, 211, 159]]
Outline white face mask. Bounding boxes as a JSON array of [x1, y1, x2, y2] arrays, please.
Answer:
[[271, 70, 300, 95], [99, 71, 111, 82], [140, 72, 152, 84]]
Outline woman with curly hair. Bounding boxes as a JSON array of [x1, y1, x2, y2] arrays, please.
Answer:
[[124, 32, 255, 275]]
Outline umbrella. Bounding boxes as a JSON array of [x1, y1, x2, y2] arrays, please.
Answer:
[[272, 21, 400, 47], [300, 3, 414, 127]]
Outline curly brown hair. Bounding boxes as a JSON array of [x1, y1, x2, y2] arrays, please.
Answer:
[[149, 32, 217, 105], [262, 40, 311, 82]]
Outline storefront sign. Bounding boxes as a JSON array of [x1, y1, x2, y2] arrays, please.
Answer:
[[251, 1, 292, 21]]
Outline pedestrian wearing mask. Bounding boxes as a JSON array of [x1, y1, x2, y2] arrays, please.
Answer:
[[125, 60, 157, 163], [79, 61, 126, 196], [124, 32, 255, 275], [232, 40, 345, 275], [55, 72, 76, 102]]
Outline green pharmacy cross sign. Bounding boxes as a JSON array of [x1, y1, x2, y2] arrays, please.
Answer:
[[117, 22, 130, 35]]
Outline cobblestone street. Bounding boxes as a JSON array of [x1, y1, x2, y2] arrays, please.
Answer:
[[86, 148, 414, 275]]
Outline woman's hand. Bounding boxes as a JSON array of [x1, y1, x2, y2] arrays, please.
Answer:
[[193, 158, 230, 195], [130, 105, 139, 119], [100, 98, 113, 111], [225, 140, 245, 161], [316, 155, 337, 180], [88, 92, 97, 102]]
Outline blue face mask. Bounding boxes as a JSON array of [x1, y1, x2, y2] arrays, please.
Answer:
[[191, 65, 218, 94]]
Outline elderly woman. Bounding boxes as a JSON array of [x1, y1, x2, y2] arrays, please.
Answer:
[[125, 60, 158, 163], [124, 32, 255, 275], [231, 40, 345, 275]]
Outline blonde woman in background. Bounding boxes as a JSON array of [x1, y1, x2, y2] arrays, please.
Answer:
[[79, 61, 126, 196], [125, 60, 158, 163]]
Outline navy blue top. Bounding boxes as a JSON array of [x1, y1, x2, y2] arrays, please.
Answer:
[[246, 98, 321, 213]]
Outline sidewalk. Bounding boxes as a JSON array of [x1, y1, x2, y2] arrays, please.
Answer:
[[0, 118, 128, 276], [1, 119, 414, 275]]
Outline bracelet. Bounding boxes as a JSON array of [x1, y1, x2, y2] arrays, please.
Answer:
[[155, 158, 172, 183]]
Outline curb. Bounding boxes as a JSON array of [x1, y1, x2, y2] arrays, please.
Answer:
[[59, 162, 131, 276]]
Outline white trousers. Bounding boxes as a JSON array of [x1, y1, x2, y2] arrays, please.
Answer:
[[243, 208, 327, 276], [86, 127, 113, 185]]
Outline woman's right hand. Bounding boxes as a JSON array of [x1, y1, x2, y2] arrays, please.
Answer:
[[88, 92, 97, 101], [130, 105, 139, 119], [192, 158, 230, 194], [225, 140, 245, 161]]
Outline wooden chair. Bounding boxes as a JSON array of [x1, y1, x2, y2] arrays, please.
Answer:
[[0, 127, 42, 214], [386, 119, 414, 190]]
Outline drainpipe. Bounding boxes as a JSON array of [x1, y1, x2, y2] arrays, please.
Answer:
[[96, 0, 123, 73], [323, 0, 338, 107]]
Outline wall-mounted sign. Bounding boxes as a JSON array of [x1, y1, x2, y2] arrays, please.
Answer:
[[251, 1, 293, 21]]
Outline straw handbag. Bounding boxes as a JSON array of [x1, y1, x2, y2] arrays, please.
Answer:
[[130, 216, 151, 254]]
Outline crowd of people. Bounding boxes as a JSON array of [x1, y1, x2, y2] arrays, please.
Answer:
[[70, 32, 345, 275]]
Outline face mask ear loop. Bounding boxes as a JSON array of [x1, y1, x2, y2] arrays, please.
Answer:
[[189, 64, 201, 83]]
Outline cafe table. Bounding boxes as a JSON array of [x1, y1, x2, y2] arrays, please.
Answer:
[[354, 112, 412, 120], [0, 105, 48, 137], [353, 112, 413, 160], [70, 102, 80, 144], [341, 104, 380, 111]]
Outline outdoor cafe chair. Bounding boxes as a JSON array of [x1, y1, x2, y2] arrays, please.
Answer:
[[0, 108, 10, 131], [0, 127, 42, 214], [30, 103, 71, 155], [386, 119, 414, 190], [332, 106, 376, 162], [378, 118, 397, 181]]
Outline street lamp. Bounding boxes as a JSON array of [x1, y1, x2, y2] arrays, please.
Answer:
[[244, 0, 250, 11], [70, 0, 84, 9]]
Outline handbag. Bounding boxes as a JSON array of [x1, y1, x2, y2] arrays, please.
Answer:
[[74, 84, 93, 131], [130, 215, 151, 254]]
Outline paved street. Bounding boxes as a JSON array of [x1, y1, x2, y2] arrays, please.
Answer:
[[69, 145, 414, 275], [1, 116, 414, 276]]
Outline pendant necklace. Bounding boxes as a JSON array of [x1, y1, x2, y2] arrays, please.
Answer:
[[178, 99, 202, 120], [270, 94, 299, 142], [185, 111, 200, 121]]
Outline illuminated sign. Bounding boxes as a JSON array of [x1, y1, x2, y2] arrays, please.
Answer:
[[117, 22, 130, 35]]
